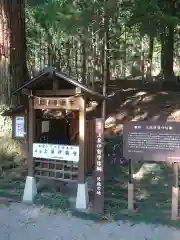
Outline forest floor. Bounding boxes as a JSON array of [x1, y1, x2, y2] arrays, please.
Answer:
[[0, 202, 180, 240], [103, 82, 180, 134]]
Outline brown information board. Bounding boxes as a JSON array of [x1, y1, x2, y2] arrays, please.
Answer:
[[94, 118, 104, 213], [123, 121, 180, 162]]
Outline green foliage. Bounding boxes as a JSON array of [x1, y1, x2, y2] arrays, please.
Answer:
[[25, 0, 180, 80], [128, 0, 178, 37]]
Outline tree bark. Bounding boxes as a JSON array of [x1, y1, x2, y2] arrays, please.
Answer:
[[148, 37, 154, 63], [145, 36, 154, 79], [102, 6, 110, 120], [104, 12, 110, 84], [0, 0, 11, 105], [160, 0, 175, 81], [81, 36, 86, 84], [163, 26, 174, 81], [5, 0, 28, 105]]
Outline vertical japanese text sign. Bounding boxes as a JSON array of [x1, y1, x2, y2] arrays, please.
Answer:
[[14, 116, 25, 138], [94, 118, 104, 213]]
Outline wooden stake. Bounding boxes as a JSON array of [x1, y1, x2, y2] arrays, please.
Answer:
[[128, 159, 134, 211], [171, 162, 179, 220]]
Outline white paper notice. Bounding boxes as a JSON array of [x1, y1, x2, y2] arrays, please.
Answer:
[[33, 143, 79, 162], [15, 116, 25, 137]]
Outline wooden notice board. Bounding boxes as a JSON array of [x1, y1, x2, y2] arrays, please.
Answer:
[[123, 121, 180, 163], [123, 120, 180, 220]]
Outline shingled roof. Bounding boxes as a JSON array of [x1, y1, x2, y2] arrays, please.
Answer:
[[12, 67, 105, 100]]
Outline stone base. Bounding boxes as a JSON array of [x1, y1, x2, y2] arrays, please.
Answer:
[[76, 182, 89, 210], [22, 176, 37, 203]]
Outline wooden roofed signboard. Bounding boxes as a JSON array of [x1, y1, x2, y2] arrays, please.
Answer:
[[12, 67, 105, 101], [123, 121, 180, 163]]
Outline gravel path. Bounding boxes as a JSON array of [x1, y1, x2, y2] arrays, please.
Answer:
[[0, 203, 179, 240]]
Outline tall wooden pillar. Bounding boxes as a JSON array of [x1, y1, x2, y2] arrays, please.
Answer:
[[23, 96, 37, 203], [76, 96, 89, 210], [27, 97, 35, 177], [78, 96, 86, 183]]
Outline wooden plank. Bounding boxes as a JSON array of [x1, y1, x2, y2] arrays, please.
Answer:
[[78, 97, 86, 183], [35, 89, 75, 96], [34, 159, 78, 167], [35, 175, 78, 182], [35, 167, 78, 175], [34, 104, 79, 110], [33, 96, 80, 110]]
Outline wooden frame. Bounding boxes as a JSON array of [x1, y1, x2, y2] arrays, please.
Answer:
[[11, 69, 102, 186], [32, 94, 88, 184]]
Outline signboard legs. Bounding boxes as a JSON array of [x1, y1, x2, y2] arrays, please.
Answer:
[[171, 162, 179, 220], [128, 159, 134, 211]]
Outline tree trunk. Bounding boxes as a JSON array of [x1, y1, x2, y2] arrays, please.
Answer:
[[5, 0, 28, 105], [66, 39, 71, 74], [91, 30, 96, 89], [122, 25, 127, 78], [140, 36, 145, 80], [163, 26, 174, 81], [145, 36, 154, 79], [160, 33, 165, 76], [160, 1, 175, 81], [104, 13, 110, 84], [81, 36, 86, 84], [102, 7, 110, 120], [0, 0, 11, 105], [74, 39, 78, 78]]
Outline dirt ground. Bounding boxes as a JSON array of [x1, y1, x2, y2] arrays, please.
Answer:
[[0, 202, 180, 240]]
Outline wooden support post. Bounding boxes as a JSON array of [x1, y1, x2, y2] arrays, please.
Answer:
[[78, 97, 86, 184], [171, 162, 179, 220], [76, 96, 89, 210], [128, 159, 134, 211], [22, 96, 37, 203], [28, 97, 35, 177]]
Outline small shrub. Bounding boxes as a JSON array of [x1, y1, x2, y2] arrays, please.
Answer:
[[0, 136, 23, 167]]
